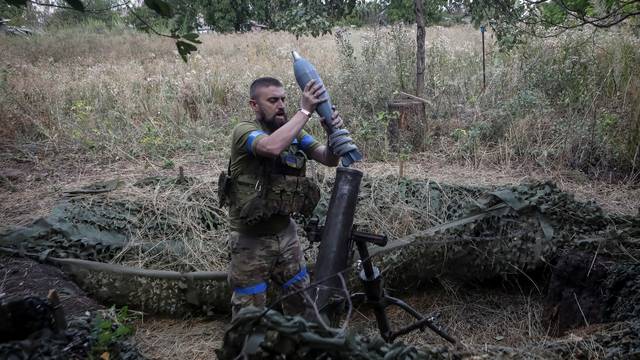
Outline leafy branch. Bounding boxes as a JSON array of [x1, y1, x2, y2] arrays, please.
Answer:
[[7, 0, 201, 62], [468, 0, 640, 46]]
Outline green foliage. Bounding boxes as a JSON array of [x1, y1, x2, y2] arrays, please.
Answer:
[[385, 0, 448, 24], [144, 0, 173, 18], [2, 25, 638, 177], [1, 0, 26, 23], [176, 39, 197, 62], [5, 0, 25, 7], [541, 2, 567, 26], [124, 5, 170, 33], [64, 0, 86, 12], [91, 306, 136, 357], [45, 0, 123, 29], [468, 0, 640, 44], [162, 159, 175, 169], [203, 0, 251, 32]]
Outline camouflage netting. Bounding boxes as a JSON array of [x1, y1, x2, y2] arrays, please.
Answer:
[[216, 307, 451, 360], [216, 307, 640, 359], [0, 176, 226, 271], [373, 181, 640, 288], [1, 174, 638, 315], [58, 259, 231, 316]]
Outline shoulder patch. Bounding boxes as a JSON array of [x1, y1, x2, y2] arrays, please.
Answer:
[[246, 130, 267, 154]]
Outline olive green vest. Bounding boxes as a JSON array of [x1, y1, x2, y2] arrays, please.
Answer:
[[219, 141, 320, 227]]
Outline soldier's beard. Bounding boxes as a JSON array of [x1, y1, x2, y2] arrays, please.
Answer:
[[259, 109, 288, 131]]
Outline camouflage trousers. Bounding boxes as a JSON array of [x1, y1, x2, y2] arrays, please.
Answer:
[[228, 219, 310, 319]]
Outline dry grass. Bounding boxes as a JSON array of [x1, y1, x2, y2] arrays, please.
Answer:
[[108, 177, 230, 272], [131, 288, 547, 359], [134, 317, 227, 359], [360, 153, 640, 216], [350, 287, 549, 350], [2, 23, 638, 176], [132, 286, 608, 359]]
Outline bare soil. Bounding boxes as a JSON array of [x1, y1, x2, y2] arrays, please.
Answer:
[[0, 255, 101, 317]]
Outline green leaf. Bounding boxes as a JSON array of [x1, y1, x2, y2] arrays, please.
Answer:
[[144, 0, 173, 18], [181, 33, 202, 44], [541, 2, 567, 26], [98, 319, 112, 330], [98, 331, 113, 346], [113, 325, 132, 338], [63, 0, 85, 11], [176, 40, 198, 62], [6, 0, 27, 7]]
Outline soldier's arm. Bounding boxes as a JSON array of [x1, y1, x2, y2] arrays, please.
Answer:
[[254, 111, 311, 158], [255, 80, 325, 158], [309, 144, 340, 167], [309, 110, 343, 167]]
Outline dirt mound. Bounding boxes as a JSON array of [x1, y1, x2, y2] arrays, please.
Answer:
[[543, 251, 640, 335], [0, 256, 100, 317], [0, 256, 143, 359]]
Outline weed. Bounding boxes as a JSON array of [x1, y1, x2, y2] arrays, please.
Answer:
[[1, 24, 638, 178], [90, 306, 137, 359]]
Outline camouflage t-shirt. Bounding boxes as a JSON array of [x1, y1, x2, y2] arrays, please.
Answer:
[[228, 119, 321, 235]]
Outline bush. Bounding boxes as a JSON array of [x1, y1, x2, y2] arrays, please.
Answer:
[[1, 24, 638, 179]]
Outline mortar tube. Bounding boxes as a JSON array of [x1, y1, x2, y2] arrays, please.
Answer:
[[310, 166, 363, 319]]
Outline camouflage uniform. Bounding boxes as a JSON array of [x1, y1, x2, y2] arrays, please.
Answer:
[[228, 220, 309, 317], [222, 120, 321, 318]]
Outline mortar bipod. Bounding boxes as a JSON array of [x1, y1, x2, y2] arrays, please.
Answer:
[[305, 219, 456, 344], [350, 230, 457, 344]]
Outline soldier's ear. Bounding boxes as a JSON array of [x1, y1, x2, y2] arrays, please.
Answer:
[[249, 99, 259, 112]]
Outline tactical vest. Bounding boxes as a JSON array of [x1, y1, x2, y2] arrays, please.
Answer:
[[218, 141, 321, 226]]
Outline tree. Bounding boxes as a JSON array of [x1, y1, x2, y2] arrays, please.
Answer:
[[44, 0, 123, 28], [467, 0, 640, 45], [386, 0, 448, 24], [6, 0, 359, 60], [414, 0, 425, 98]]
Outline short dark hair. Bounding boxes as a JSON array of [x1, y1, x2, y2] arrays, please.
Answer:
[[250, 77, 283, 99]]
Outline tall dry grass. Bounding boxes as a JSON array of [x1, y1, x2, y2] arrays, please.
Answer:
[[1, 24, 639, 179]]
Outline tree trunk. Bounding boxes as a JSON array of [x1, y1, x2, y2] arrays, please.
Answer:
[[414, 0, 426, 98]]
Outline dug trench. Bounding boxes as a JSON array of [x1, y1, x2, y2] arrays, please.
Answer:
[[2, 251, 637, 358], [1, 170, 639, 358], [336, 251, 639, 359]]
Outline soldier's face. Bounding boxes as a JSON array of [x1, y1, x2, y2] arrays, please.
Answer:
[[250, 86, 288, 129]]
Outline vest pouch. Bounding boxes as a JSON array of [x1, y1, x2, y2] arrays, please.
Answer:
[[233, 174, 321, 226], [300, 178, 321, 217], [267, 175, 321, 218], [290, 177, 306, 215], [217, 171, 232, 207], [239, 196, 272, 225], [234, 176, 271, 226]]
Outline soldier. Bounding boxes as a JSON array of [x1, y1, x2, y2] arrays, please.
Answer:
[[219, 77, 343, 318]]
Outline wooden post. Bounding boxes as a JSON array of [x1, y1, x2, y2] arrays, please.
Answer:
[[414, 0, 426, 98], [387, 99, 426, 177], [48, 289, 67, 332], [387, 99, 426, 150], [399, 112, 406, 177], [481, 25, 486, 91]]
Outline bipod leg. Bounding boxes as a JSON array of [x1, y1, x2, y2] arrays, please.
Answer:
[[385, 296, 457, 344], [350, 293, 366, 305]]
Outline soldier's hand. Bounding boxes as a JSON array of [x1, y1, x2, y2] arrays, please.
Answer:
[[320, 107, 343, 132], [300, 79, 326, 114]]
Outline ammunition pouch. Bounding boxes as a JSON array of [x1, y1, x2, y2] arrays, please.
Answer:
[[231, 174, 320, 226], [218, 171, 232, 207]]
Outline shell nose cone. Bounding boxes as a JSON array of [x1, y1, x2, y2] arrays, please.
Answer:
[[291, 51, 302, 61]]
